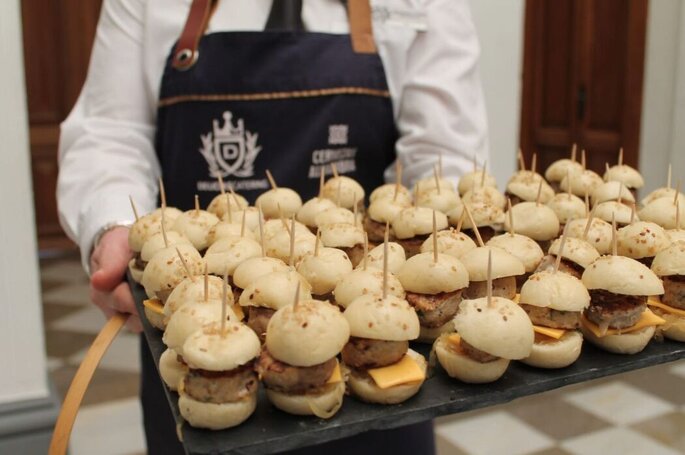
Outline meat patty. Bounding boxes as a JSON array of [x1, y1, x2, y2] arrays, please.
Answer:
[[342, 244, 366, 269], [397, 235, 429, 259], [520, 304, 581, 330], [246, 306, 275, 342], [256, 349, 336, 394], [406, 290, 463, 328], [504, 192, 524, 206], [534, 255, 584, 279], [156, 288, 174, 305], [515, 272, 532, 292], [183, 363, 258, 404], [464, 226, 496, 244], [233, 287, 243, 305], [364, 217, 391, 244], [637, 256, 655, 268], [460, 339, 499, 363], [663, 275, 685, 310], [134, 254, 146, 271], [463, 276, 517, 300], [341, 337, 408, 369], [585, 289, 647, 329]]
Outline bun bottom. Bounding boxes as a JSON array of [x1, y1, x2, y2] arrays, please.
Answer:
[[434, 336, 509, 383], [159, 348, 187, 391], [266, 381, 345, 418], [128, 259, 143, 283], [520, 331, 583, 369], [343, 349, 427, 404], [178, 391, 257, 430], [416, 321, 455, 343], [144, 306, 166, 331], [654, 310, 685, 342], [580, 324, 655, 355]]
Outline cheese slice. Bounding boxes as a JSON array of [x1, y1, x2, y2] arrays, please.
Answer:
[[512, 294, 520, 304], [143, 298, 164, 315], [647, 298, 685, 318], [581, 308, 666, 338], [533, 325, 566, 340], [326, 361, 342, 384], [231, 303, 245, 321], [368, 354, 425, 389], [447, 333, 461, 348]]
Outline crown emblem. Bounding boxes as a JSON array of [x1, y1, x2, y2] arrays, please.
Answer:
[[199, 111, 261, 178]]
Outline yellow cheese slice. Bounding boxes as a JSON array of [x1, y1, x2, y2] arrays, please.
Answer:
[[512, 294, 520, 304], [326, 361, 342, 384], [647, 299, 685, 318], [231, 303, 245, 321], [581, 308, 666, 338], [447, 333, 461, 347], [143, 298, 164, 315], [533, 325, 566, 340], [367, 354, 425, 389]]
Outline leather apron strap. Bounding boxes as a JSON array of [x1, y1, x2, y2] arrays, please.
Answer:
[[172, 0, 376, 70]]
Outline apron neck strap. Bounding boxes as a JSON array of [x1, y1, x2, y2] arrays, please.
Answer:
[[172, 0, 377, 70], [265, 0, 305, 31]]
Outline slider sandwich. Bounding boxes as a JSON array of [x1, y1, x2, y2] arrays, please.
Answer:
[[172, 197, 220, 252], [591, 181, 635, 207], [314, 207, 358, 228], [392, 207, 448, 257], [639, 197, 685, 230], [487, 232, 544, 290], [457, 168, 497, 196], [321, 174, 365, 211], [461, 186, 507, 210], [416, 186, 462, 215], [297, 246, 353, 300], [364, 197, 411, 243], [617, 221, 670, 267], [546, 192, 586, 229], [460, 246, 524, 300], [364, 241, 406, 273], [559, 169, 604, 198], [593, 201, 637, 227], [370, 183, 413, 206], [232, 256, 290, 303], [565, 216, 612, 255], [255, 173, 303, 219], [536, 236, 599, 279], [127, 206, 182, 282], [204, 236, 262, 277], [318, 223, 366, 267], [505, 171, 554, 205], [651, 242, 685, 341], [206, 189, 248, 220], [257, 299, 349, 418], [129, 230, 190, 283], [604, 152, 644, 197], [504, 201, 560, 251], [333, 267, 404, 309], [421, 228, 478, 260], [545, 156, 584, 192], [297, 196, 337, 232], [447, 202, 504, 244]]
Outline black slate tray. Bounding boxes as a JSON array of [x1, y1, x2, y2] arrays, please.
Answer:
[[130, 277, 685, 455]]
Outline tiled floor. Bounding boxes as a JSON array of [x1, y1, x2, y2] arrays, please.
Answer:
[[42, 253, 685, 455]]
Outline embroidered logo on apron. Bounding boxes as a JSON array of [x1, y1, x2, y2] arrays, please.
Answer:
[[199, 111, 262, 178]]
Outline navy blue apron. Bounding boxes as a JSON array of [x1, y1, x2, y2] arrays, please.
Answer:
[[142, 1, 434, 453]]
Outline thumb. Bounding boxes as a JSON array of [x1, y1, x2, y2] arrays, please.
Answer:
[[91, 229, 132, 292]]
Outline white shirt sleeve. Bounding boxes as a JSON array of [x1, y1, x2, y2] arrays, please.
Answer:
[[380, 0, 489, 187], [57, 0, 160, 271]]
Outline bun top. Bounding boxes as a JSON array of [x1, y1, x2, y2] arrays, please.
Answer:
[[256, 188, 303, 219], [397, 252, 469, 293], [417, 176, 456, 193], [392, 207, 448, 239], [206, 221, 257, 245], [163, 300, 237, 355], [546, 193, 586, 225], [266, 300, 350, 366], [319, 223, 365, 248], [367, 198, 410, 223], [652, 242, 685, 276], [334, 268, 404, 308], [314, 207, 357, 227], [140, 231, 191, 262], [204, 237, 262, 276], [668, 230, 685, 244], [642, 188, 685, 207], [297, 247, 353, 295], [344, 294, 420, 341], [461, 186, 507, 209], [225, 207, 261, 231], [486, 233, 544, 272], [545, 159, 584, 182], [421, 228, 478, 259], [259, 218, 311, 242], [296, 197, 337, 228], [520, 271, 590, 311], [172, 209, 220, 251], [416, 188, 462, 214], [364, 242, 406, 274], [548, 236, 599, 268], [504, 202, 560, 241], [183, 322, 261, 371], [447, 202, 505, 229], [207, 192, 249, 220], [321, 176, 365, 210], [233, 256, 290, 290], [454, 297, 534, 360], [265, 231, 320, 264], [459, 246, 525, 281], [617, 221, 670, 259], [560, 170, 603, 197], [604, 164, 644, 189], [506, 171, 554, 203], [239, 270, 313, 309], [457, 170, 498, 195], [164, 275, 225, 317], [128, 209, 179, 252], [582, 255, 664, 295], [591, 181, 635, 206], [370, 183, 413, 205], [639, 197, 685, 230], [565, 217, 613, 255], [141, 244, 203, 299], [593, 201, 637, 226]]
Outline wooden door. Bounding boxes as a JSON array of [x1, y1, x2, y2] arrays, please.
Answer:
[[21, 0, 103, 250], [520, 0, 648, 175]]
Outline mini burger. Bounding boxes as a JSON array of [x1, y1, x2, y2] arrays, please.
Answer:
[[206, 220, 257, 246], [617, 221, 670, 267], [342, 294, 426, 404], [504, 201, 560, 251], [178, 321, 260, 429], [333, 267, 404, 309], [505, 171, 554, 205], [421, 228, 478, 260], [206, 190, 248, 220], [536, 236, 600, 279], [172, 199, 220, 252], [297, 196, 337, 232], [127, 207, 182, 282], [447, 202, 504, 244], [321, 175, 365, 211], [581, 255, 665, 354], [519, 271, 590, 368], [545, 157, 584, 192], [461, 186, 507, 210], [457, 169, 497, 196], [370, 183, 413, 206], [364, 198, 411, 243], [318, 223, 366, 267], [232, 256, 290, 303], [397, 251, 469, 341], [604, 162, 644, 197], [565, 216, 613, 255], [559, 169, 604, 198], [204, 236, 262, 277], [591, 181, 635, 207], [416, 186, 462, 215], [364, 241, 407, 274], [651, 242, 685, 341], [297, 247, 353, 299], [593, 201, 637, 227], [130, 230, 190, 283], [314, 207, 358, 228], [638, 197, 685, 230], [255, 176, 303, 219], [486, 233, 544, 290], [257, 299, 349, 418], [434, 296, 534, 383], [460, 246, 525, 300], [547, 193, 586, 229], [392, 207, 448, 258]]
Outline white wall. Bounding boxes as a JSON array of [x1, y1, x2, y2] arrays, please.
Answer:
[[469, 0, 525, 188], [639, 0, 685, 195], [0, 0, 50, 403]]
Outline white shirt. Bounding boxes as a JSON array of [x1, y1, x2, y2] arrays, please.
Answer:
[[57, 0, 489, 270]]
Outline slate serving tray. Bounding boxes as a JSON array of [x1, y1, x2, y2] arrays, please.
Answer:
[[130, 277, 685, 455]]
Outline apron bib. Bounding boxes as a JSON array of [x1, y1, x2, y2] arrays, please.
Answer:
[[155, 0, 397, 209]]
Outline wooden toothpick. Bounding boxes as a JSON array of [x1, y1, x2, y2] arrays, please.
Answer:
[[554, 224, 569, 274], [265, 169, 278, 190], [319, 167, 325, 199], [611, 213, 617, 256], [175, 247, 194, 281], [605, 162, 611, 177], [667, 164, 673, 189], [225, 193, 233, 223], [674, 181, 682, 205], [217, 173, 226, 194], [160, 209, 169, 248], [194, 195, 200, 214], [531, 153, 538, 175], [331, 163, 339, 179], [583, 204, 597, 240], [480, 161, 488, 187], [240, 208, 247, 237], [361, 232, 368, 270], [293, 282, 301, 311], [536, 179, 543, 206], [394, 161, 402, 202], [507, 198, 514, 236], [434, 165, 441, 195], [618, 148, 624, 166], [414, 181, 421, 207], [438, 153, 443, 178], [382, 223, 389, 300], [158, 178, 167, 208], [314, 228, 321, 257], [432, 210, 439, 263], [518, 149, 526, 171], [221, 268, 229, 336], [566, 169, 572, 197], [277, 203, 291, 234], [676, 198, 681, 229], [571, 143, 577, 162], [258, 205, 265, 257], [486, 250, 493, 308], [630, 203, 636, 225], [456, 210, 465, 233], [204, 262, 208, 302], [288, 216, 296, 267], [229, 186, 241, 208], [129, 196, 139, 221], [336, 179, 342, 207], [581, 149, 587, 170], [584, 192, 590, 216], [463, 203, 484, 247]]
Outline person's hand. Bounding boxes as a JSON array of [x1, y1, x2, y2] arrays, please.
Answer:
[[89, 226, 142, 332]]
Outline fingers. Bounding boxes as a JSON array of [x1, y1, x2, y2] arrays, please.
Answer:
[[91, 227, 134, 292], [125, 314, 143, 333], [90, 282, 138, 320]]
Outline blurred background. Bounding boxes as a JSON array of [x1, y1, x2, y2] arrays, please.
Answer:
[[2, 0, 684, 454]]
